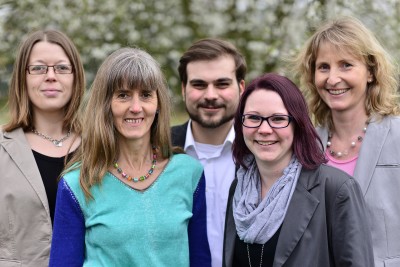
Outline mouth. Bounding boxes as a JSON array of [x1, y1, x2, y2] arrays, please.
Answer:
[[124, 118, 143, 124], [256, 140, 277, 146], [326, 89, 349, 95]]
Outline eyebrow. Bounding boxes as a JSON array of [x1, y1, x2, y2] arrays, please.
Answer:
[[189, 78, 233, 84]]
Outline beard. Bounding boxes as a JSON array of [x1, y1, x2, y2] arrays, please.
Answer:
[[185, 100, 235, 129]]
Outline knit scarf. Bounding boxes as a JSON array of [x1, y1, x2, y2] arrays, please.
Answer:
[[233, 155, 302, 244]]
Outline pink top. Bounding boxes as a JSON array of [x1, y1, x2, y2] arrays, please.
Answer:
[[325, 150, 358, 176]]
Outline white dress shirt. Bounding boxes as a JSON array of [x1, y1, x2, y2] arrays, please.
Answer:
[[184, 120, 236, 267]]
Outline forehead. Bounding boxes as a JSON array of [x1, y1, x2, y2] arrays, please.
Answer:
[[186, 55, 236, 81], [316, 42, 363, 62], [244, 89, 287, 113], [29, 41, 69, 63]]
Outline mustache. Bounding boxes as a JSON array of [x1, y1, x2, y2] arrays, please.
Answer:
[[197, 100, 225, 109]]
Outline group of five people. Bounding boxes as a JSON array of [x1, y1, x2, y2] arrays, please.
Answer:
[[0, 16, 399, 267]]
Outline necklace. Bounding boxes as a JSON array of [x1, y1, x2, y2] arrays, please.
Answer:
[[327, 122, 368, 158], [113, 146, 157, 182], [247, 243, 264, 267], [31, 128, 71, 147]]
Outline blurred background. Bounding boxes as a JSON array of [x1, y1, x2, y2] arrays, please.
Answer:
[[0, 0, 399, 125]]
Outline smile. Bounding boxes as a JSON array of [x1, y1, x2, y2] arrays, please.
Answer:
[[327, 89, 349, 95], [256, 141, 277, 146], [125, 118, 143, 123]]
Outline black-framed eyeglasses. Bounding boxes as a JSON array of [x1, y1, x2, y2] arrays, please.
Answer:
[[26, 65, 73, 75], [242, 114, 293, 129]]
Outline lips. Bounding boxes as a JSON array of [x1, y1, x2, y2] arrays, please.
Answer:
[[256, 140, 277, 146], [326, 89, 349, 95], [124, 118, 143, 124], [41, 89, 61, 97]]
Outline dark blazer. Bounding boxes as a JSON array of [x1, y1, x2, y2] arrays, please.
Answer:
[[223, 164, 374, 267], [171, 121, 189, 147]]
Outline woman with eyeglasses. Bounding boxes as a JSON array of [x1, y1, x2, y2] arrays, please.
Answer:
[[0, 30, 85, 266], [222, 73, 373, 266]]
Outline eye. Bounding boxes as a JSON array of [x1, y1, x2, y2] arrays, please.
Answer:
[[270, 115, 289, 123], [30, 65, 46, 71], [56, 64, 72, 70], [342, 62, 353, 69], [317, 63, 329, 72], [215, 81, 231, 89], [246, 114, 262, 121], [141, 90, 153, 99], [115, 91, 130, 99], [191, 82, 207, 89]]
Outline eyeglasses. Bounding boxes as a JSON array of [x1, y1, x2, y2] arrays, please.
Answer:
[[242, 114, 293, 129], [27, 65, 73, 75]]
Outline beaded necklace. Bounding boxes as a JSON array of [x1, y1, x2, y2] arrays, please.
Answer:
[[113, 146, 157, 182], [327, 121, 368, 158]]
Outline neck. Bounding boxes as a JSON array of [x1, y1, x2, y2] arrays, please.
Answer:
[[330, 110, 369, 139], [190, 120, 232, 145], [32, 111, 67, 137], [117, 138, 153, 168], [256, 157, 290, 198]]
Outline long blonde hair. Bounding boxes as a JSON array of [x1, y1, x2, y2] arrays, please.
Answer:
[[65, 47, 173, 199], [293, 16, 399, 128]]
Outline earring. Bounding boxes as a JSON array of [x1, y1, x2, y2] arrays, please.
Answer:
[[368, 78, 373, 83], [156, 110, 159, 114]]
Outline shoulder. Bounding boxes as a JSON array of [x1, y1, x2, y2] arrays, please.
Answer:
[[171, 121, 189, 133], [62, 167, 82, 192], [171, 154, 203, 171]]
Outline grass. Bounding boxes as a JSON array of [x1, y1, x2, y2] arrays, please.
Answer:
[[0, 97, 188, 126]]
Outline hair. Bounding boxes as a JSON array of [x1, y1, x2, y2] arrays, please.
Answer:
[[3, 29, 85, 133], [293, 16, 400, 128], [65, 47, 173, 199], [232, 73, 327, 170], [178, 38, 247, 85]]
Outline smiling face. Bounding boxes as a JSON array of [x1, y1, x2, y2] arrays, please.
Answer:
[[26, 41, 74, 115], [182, 55, 244, 129], [314, 42, 372, 115], [243, 89, 294, 168], [111, 87, 158, 144]]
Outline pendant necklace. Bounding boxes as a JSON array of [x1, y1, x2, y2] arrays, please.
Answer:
[[31, 128, 71, 147], [247, 243, 264, 267], [327, 121, 369, 158], [113, 146, 157, 182]]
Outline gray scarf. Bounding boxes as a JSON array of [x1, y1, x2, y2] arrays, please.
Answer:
[[233, 155, 302, 244]]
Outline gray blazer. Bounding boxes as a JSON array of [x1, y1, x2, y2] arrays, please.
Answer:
[[0, 127, 52, 267], [317, 115, 400, 267], [223, 164, 374, 267]]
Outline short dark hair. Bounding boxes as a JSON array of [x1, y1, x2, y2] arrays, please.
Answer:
[[232, 73, 326, 170], [178, 38, 247, 85]]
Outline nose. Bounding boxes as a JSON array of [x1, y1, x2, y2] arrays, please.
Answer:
[[326, 68, 341, 86], [129, 95, 142, 113], [257, 120, 273, 134], [45, 66, 57, 80], [204, 84, 218, 100]]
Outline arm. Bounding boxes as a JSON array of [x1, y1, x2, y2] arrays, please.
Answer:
[[188, 172, 211, 267], [331, 178, 374, 267], [49, 178, 85, 267]]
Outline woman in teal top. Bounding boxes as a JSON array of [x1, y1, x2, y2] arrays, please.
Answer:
[[49, 48, 211, 266]]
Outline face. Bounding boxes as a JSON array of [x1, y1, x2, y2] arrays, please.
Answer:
[[182, 55, 244, 128], [111, 87, 158, 143], [26, 41, 74, 114], [314, 42, 372, 114], [243, 89, 294, 168]]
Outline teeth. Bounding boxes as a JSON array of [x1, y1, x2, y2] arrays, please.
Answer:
[[257, 141, 276, 146], [327, 89, 348, 95], [125, 119, 142, 123]]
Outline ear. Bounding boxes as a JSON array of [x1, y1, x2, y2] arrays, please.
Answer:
[[239, 80, 245, 96], [367, 69, 374, 83]]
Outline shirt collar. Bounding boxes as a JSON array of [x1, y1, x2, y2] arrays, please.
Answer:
[[184, 119, 235, 151]]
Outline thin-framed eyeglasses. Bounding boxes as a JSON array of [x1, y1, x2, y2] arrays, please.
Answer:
[[26, 65, 73, 75], [242, 114, 293, 129]]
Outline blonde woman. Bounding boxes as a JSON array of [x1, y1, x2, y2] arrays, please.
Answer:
[[49, 48, 211, 266], [294, 16, 400, 266], [0, 30, 85, 266]]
